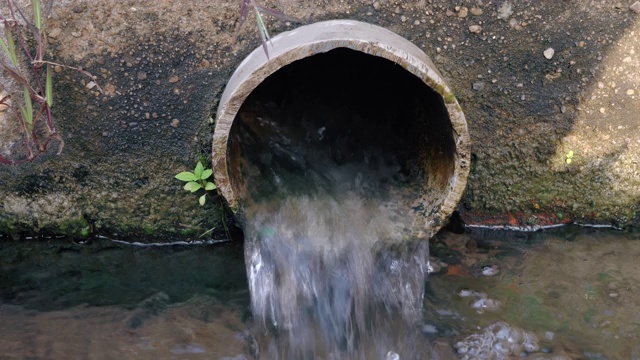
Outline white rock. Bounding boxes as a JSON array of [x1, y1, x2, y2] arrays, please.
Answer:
[[631, 1, 640, 14], [543, 48, 555, 59]]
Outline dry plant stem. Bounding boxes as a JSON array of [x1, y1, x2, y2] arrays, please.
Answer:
[[0, 0, 78, 164]]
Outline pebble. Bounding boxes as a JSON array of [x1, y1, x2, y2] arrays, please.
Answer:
[[470, 7, 484, 16], [85, 81, 96, 90], [469, 25, 482, 34], [48, 28, 62, 39], [509, 18, 523, 30], [482, 265, 500, 276], [627, 89, 635, 95], [169, 75, 180, 83], [631, 1, 640, 14], [458, 7, 468, 18], [543, 48, 555, 59], [170, 119, 180, 128], [472, 81, 485, 90], [372, 1, 380, 10], [137, 71, 147, 80]]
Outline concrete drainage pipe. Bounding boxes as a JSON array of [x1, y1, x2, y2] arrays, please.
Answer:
[[213, 20, 470, 238]]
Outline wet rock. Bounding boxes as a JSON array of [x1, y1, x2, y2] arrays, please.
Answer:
[[455, 322, 540, 359], [482, 264, 500, 276], [459, 289, 501, 313], [458, 7, 468, 18], [543, 48, 555, 59]]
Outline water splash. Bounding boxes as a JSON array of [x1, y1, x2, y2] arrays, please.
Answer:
[[244, 191, 432, 359]]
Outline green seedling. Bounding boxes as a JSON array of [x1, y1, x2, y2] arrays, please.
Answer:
[[566, 150, 574, 164], [175, 161, 217, 206]]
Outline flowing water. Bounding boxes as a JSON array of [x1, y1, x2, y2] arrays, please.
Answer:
[[1, 227, 640, 359]]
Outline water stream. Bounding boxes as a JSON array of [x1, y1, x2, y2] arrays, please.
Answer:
[[1, 226, 639, 359]]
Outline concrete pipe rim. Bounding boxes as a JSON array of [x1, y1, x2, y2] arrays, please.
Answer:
[[213, 19, 470, 234]]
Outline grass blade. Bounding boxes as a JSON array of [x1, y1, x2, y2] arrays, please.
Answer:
[[32, 0, 42, 30], [254, 5, 301, 23], [45, 64, 52, 107], [23, 86, 33, 126], [255, 10, 270, 58], [234, 0, 250, 37], [6, 29, 18, 66]]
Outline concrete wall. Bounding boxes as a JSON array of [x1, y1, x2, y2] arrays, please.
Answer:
[[1, 0, 639, 240]]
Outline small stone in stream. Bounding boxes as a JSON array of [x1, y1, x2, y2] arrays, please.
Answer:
[[470, 7, 483, 16], [137, 71, 147, 80], [631, 1, 640, 13], [458, 7, 468, 18], [482, 265, 499, 276], [168, 75, 180, 83], [469, 25, 482, 33], [373, 1, 380, 10], [544, 48, 555, 59], [472, 82, 485, 91]]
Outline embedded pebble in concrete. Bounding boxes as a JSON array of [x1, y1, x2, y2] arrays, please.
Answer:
[[470, 7, 483, 16], [543, 48, 555, 59], [469, 25, 482, 34]]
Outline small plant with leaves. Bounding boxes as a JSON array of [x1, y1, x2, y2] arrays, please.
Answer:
[[565, 150, 574, 164], [236, 0, 299, 58], [175, 161, 217, 206]]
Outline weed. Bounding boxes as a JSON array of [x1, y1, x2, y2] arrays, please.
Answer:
[[236, 0, 300, 58], [0, 0, 99, 164], [565, 150, 574, 164], [175, 161, 217, 206]]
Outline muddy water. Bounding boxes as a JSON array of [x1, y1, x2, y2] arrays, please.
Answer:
[[2, 227, 639, 359]]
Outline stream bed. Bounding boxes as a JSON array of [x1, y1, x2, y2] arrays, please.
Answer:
[[1, 226, 638, 359]]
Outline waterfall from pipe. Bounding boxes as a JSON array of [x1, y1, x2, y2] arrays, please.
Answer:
[[236, 102, 435, 359]]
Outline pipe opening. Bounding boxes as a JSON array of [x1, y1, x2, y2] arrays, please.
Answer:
[[214, 20, 470, 238], [228, 48, 453, 230]]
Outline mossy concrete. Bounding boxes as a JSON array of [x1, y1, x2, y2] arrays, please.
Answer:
[[1, 1, 639, 240]]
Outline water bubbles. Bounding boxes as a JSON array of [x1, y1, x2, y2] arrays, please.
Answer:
[[386, 351, 400, 360], [455, 322, 540, 360], [459, 289, 502, 313]]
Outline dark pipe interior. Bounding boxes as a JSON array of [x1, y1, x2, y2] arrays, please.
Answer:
[[228, 47, 455, 205]]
